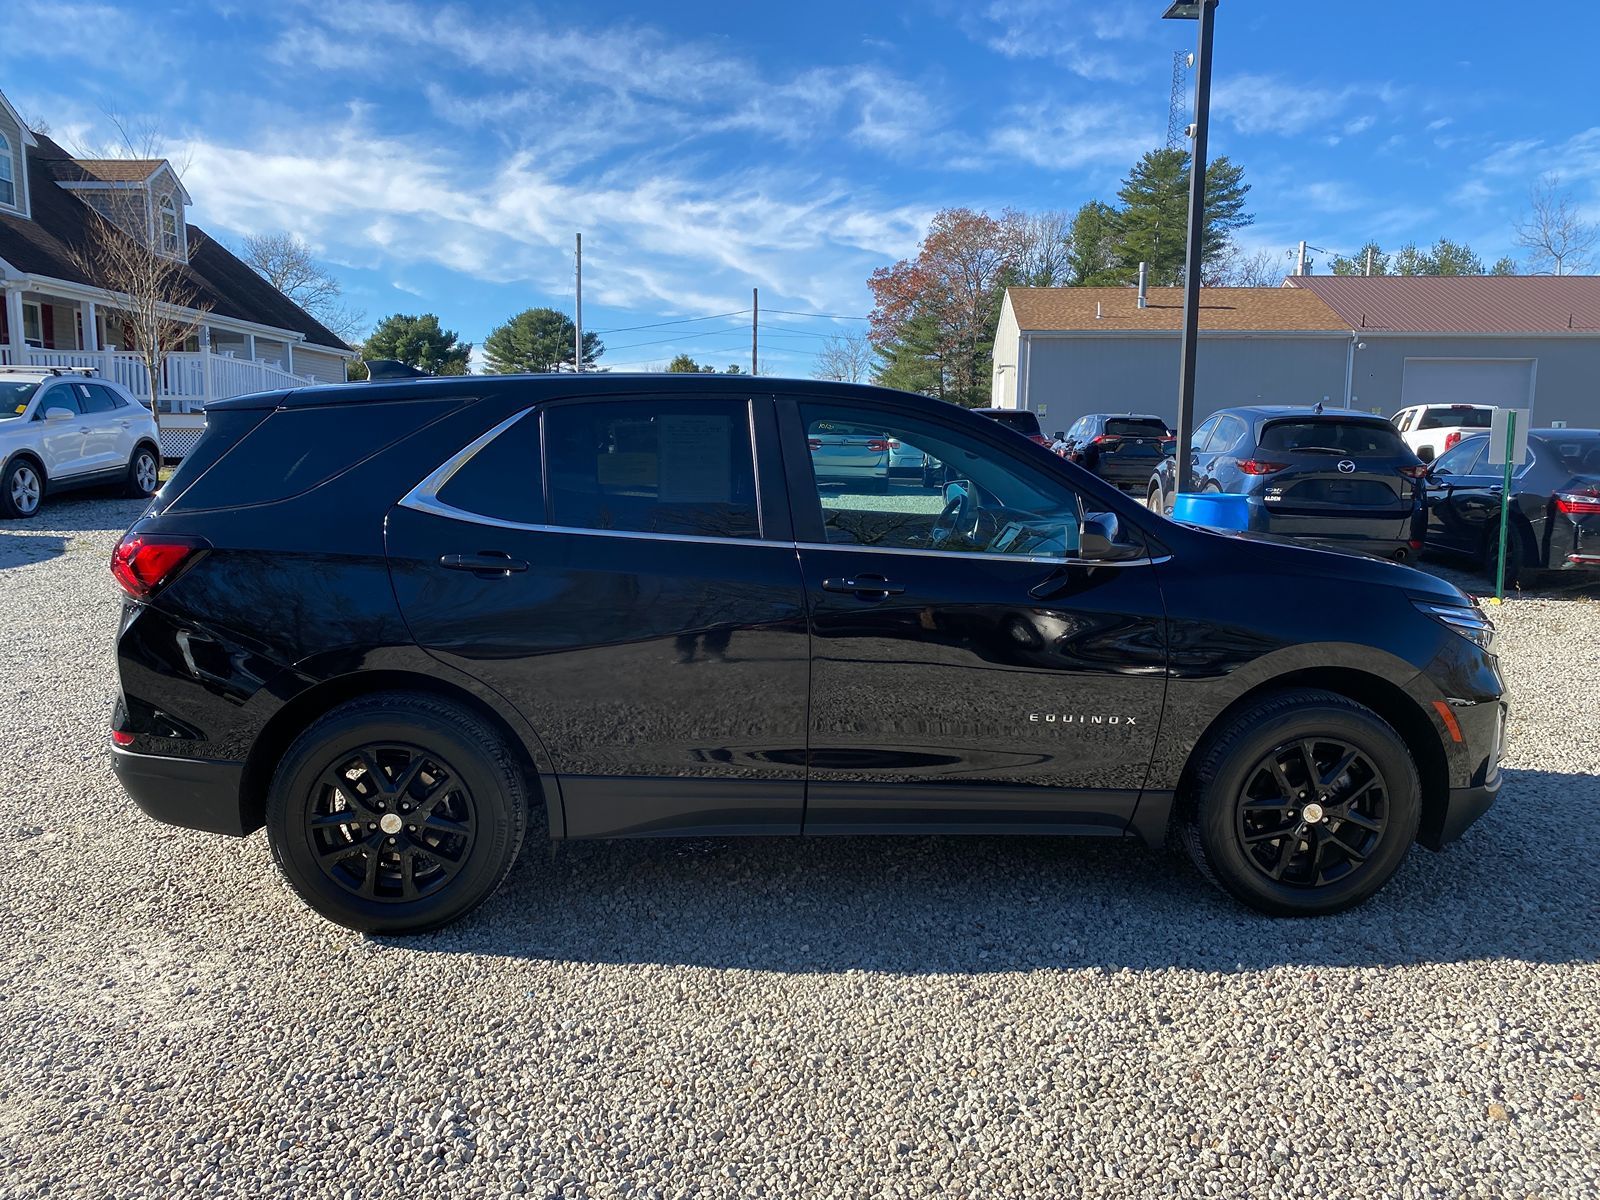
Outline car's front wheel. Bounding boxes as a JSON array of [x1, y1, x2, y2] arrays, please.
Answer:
[[1181, 689, 1420, 916], [266, 692, 531, 933], [1, 457, 43, 519]]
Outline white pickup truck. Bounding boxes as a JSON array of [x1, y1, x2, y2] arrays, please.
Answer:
[[1390, 403, 1496, 463]]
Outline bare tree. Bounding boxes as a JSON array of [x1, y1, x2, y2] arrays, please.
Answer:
[[1004, 209, 1075, 286], [239, 232, 366, 344], [1203, 241, 1291, 287], [68, 199, 209, 445], [1514, 174, 1598, 276], [813, 332, 875, 383]]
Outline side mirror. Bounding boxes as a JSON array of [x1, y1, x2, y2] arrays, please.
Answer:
[[1078, 513, 1143, 562], [43, 406, 74, 422], [1417, 446, 1437, 463]]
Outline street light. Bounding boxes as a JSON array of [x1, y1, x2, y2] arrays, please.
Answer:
[[1163, 0, 1218, 497]]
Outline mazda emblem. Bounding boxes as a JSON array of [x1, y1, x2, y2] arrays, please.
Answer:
[[1337, 459, 1357, 474]]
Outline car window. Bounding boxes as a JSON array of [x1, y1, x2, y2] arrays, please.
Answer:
[[434, 410, 543, 524], [1428, 437, 1487, 475], [1257, 419, 1408, 456], [981, 410, 1043, 436], [74, 382, 118, 415], [0, 380, 38, 419], [1209, 416, 1247, 451], [94, 383, 130, 410], [798, 402, 1124, 561], [1192, 416, 1221, 451], [1393, 410, 1413, 432], [1417, 407, 1493, 431], [1105, 418, 1168, 437], [36, 385, 81, 417], [1540, 434, 1600, 475], [544, 398, 760, 540]]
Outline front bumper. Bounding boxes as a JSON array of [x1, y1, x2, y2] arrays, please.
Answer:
[[1420, 776, 1503, 850], [111, 744, 250, 836]]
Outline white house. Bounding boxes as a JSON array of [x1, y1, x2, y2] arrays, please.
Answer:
[[0, 87, 355, 455]]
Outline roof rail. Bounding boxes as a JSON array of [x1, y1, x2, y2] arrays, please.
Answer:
[[48, 366, 99, 377]]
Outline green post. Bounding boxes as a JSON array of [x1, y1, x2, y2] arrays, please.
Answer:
[[1493, 409, 1517, 602]]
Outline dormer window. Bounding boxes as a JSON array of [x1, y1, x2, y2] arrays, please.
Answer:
[[158, 193, 179, 254], [0, 132, 15, 208]]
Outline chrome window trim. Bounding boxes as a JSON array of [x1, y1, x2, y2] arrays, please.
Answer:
[[796, 541, 1168, 569]]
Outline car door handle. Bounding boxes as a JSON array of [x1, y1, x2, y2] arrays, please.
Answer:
[[440, 551, 529, 575], [822, 575, 904, 597]]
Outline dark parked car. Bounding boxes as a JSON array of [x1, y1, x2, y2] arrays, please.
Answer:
[[1059, 413, 1172, 492], [111, 377, 1504, 933], [1147, 406, 1428, 560], [972, 407, 1052, 448], [1422, 428, 1600, 585]]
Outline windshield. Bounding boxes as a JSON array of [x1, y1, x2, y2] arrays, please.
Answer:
[[1258, 419, 1408, 456], [0, 381, 39, 419]]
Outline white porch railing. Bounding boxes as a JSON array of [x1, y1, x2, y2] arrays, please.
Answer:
[[7, 348, 314, 411]]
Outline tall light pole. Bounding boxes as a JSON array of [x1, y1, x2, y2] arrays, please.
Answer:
[[1164, 0, 1218, 496], [574, 232, 583, 373]]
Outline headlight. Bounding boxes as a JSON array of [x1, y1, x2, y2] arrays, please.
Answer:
[[1413, 599, 1495, 651]]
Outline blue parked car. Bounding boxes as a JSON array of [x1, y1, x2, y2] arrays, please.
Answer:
[[1147, 405, 1429, 561]]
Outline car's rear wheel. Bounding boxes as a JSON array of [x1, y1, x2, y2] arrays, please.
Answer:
[[1, 458, 43, 519], [266, 692, 530, 933], [1482, 520, 1535, 589], [124, 444, 159, 499], [1181, 689, 1420, 916], [1147, 485, 1163, 513]]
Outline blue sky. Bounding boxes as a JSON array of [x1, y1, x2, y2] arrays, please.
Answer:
[[4, 0, 1597, 371]]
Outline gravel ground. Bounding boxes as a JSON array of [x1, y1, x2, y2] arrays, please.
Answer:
[[1, 494, 1597, 1200]]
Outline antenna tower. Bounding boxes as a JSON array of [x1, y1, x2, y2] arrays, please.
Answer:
[[1166, 50, 1191, 150]]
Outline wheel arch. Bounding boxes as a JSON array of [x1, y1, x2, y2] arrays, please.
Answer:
[[1174, 666, 1448, 844], [240, 668, 562, 839], [3, 448, 47, 483]]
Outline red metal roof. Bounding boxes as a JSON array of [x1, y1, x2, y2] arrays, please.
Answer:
[[1286, 275, 1600, 334]]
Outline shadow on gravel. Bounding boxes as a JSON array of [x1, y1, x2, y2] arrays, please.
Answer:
[[0, 531, 70, 568], [6, 493, 148, 535], [403, 766, 1600, 974], [1417, 554, 1600, 602]]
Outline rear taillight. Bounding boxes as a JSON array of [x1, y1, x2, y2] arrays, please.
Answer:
[[807, 438, 821, 452], [1444, 432, 1463, 452], [1090, 434, 1122, 446], [1555, 489, 1600, 515], [1238, 459, 1288, 475], [110, 534, 207, 599], [865, 438, 889, 453], [887, 439, 901, 451], [1030, 434, 1051, 447], [111, 730, 135, 748], [1398, 464, 1429, 479]]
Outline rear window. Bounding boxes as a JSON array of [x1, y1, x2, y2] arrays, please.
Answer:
[[1105, 418, 1168, 437], [1543, 434, 1600, 474], [436, 411, 542, 523], [1417, 407, 1493, 430], [1258, 419, 1408, 456], [981, 410, 1042, 435], [169, 398, 461, 511]]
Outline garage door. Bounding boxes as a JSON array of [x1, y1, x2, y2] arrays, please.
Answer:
[[1401, 358, 1534, 411]]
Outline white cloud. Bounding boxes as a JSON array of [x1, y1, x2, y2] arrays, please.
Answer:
[[988, 102, 1155, 171], [1213, 74, 1401, 138], [967, 0, 1146, 82]]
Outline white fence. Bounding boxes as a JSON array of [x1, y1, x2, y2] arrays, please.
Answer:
[[2, 347, 314, 410]]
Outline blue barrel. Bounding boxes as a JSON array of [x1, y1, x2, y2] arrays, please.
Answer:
[[1170, 492, 1250, 531]]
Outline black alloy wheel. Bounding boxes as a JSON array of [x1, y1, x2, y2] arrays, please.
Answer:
[[1182, 688, 1420, 916], [267, 692, 530, 933], [308, 744, 476, 903], [1233, 738, 1386, 888]]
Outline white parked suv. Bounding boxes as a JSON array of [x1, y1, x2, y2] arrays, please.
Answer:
[[0, 368, 161, 519], [1390, 403, 1496, 463]]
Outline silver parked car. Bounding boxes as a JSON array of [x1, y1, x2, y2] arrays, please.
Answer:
[[807, 420, 891, 490]]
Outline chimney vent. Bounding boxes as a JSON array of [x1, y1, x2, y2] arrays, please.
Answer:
[[1137, 262, 1149, 309]]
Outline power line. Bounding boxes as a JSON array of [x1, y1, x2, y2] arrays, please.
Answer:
[[765, 308, 870, 321], [592, 309, 750, 335], [601, 326, 757, 353]]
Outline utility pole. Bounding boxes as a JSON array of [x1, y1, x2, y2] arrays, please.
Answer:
[[1169, 0, 1218, 497], [1365, 246, 1374, 276], [1296, 240, 1308, 276], [751, 287, 758, 376], [574, 232, 583, 373]]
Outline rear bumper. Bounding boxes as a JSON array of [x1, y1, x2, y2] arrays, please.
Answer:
[[111, 745, 250, 836], [1247, 497, 1418, 555]]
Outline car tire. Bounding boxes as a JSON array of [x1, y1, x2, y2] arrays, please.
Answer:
[[1180, 688, 1420, 917], [1147, 485, 1163, 513], [1, 457, 44, 520], [1483, 520, 1535, 589], [124, 443, 160, 499], [266, 692, 531, 934]]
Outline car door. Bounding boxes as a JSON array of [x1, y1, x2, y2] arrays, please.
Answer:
[[1424, 436, 1495, 555], [779, 395, 1168, 836], [31, 382, 90, 478], [384, 391, 811, 839], [74, 382, 127, 472]]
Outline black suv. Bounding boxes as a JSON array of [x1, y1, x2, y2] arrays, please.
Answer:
[[110, 377, 1505, 933], [1059, 413, 1173, 492], [1147, 406, 1428, 560]]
